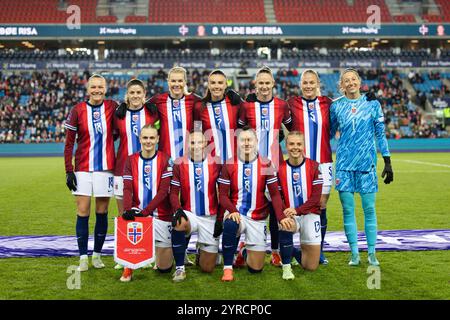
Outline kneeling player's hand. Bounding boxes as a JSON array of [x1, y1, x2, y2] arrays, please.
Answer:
[[382, 156, 394, 184], [280, 218, 295, 231], [213, 220, 223, 238], [66, 172, 77, 192], [172, 209, 188, 228], [122, 209, 143, 221]]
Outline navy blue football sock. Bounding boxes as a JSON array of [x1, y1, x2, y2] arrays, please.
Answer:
[[320, 208, 328, 254], [293, 247, 302, 265], [279, 230, 294, 265], [93, 212, 108, 253], [171, 229, 186, 268], [222, 219, 239, 266], [269, 204, 279, 251], [76, 215, 89, 256]]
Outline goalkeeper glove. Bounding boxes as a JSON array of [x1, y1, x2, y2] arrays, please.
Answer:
[[66, 172, 77, 192], [213, 220, 223, 238], [381, 156, 394, 184], [144, 101, 157, 114], [226, 88, 242, 105], [122, 208, 143, 221], [246, 93, 257, 102], [115, 102, 127, 119], [172, 208, 188, 228]]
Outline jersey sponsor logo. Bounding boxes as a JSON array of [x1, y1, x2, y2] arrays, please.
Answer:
[[127, 222, 143, 245], [244, 168, 251, 177]]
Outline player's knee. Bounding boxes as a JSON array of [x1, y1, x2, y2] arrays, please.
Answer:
[[199, 262, 215, 273], [303, 263, 319, 272], [223, 219, 239, 234], [157, 265, 173, 274], [247, 265, 263, 274]]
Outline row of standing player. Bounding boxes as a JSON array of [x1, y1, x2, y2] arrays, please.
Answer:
[[64, 66, 393, 282]]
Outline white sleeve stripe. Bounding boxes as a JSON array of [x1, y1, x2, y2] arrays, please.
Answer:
[[284, 117, 292, 124], [64, 124, 77, 131], [218, 178, 230, 185], [267, 178, 278, 184], [123, 177, 132, 181], [162, 173, 173, 178], [238, 119, 246, 125], [171, 181, 181, 186]]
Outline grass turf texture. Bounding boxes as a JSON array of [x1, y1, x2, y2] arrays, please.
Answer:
[[0, 153, 449, 299]]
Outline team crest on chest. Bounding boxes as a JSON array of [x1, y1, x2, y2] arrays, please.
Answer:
[[93, 111, 101, 120], [244, 168, 252, 177], [261, 107, 268, 116], [173, 100, 180, 108], [195, 167, 202, 176], [214, 106, 221, 115], [308, 102, 315, 110], [293, 172, 300, 181], [132, 114, 139, 122], [351, 107, 357, 114], [144, 164, 151, 174]]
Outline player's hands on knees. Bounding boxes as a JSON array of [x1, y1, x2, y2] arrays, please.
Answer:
[[382, 156, 394, 184], [226, 212, 241, 223], [172, 208, 188, 228], [283, 208, 296, 218], [280, 218, 295, 231], [213, 220, 223, 238], [66, 172, 77, 191]]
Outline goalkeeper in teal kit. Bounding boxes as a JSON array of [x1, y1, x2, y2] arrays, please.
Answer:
[[330, 69, 394, 266]]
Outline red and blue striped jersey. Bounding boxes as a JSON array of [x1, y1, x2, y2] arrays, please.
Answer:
[[278, 158, 323, 215], [196, 97, 240, 163], [113, 107, 159, 176], [123, 151, 172, 221], [170, 156, 222, 216], [64, 100, 116, 172], [288, 96, 333, 164], [218, 157, 279, 221], [238, 97, 292, 165], [149, 93, 200, 160]]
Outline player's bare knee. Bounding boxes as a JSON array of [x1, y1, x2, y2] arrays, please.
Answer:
[[200, 262, 215, 273], [302, 261, 319, 271]]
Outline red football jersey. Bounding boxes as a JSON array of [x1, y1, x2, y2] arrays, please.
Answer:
[[64, 100, 116, 172]]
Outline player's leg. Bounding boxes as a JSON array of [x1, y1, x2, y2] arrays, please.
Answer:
[[154, 218, 174, 273], [336, 170, 360, 265], [221, 214, 240, 281], [172, 211, 192, 282], [279, 221, 296, 280], [92, 171, 113, 268], [298, 214, 321, 271], [268, 203, 281, 267], [73, 171, 93, 272], [243, 217, 267, 273], [319, 162, 333, 265], [113, 176, 125, 269], [75, 195, 91, 272], [197, 215, 219, 273], [360, 171, 379, 266]]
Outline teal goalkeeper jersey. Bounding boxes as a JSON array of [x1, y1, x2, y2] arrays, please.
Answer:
[[330, 94, 390, 172]]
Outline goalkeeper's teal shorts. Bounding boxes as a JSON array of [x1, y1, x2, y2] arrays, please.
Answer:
[[334, 170, 378, 193]]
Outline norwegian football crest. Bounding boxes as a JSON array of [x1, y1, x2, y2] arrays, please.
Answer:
[[351, 107, 357, 114], [195, 167, 202, 176], [293, 172, 300, 181], [132, 114, 139, 122], [173, 100, 180, 108], [93, 111, 101, 120], [144, 165, 151, 174], [262, 107, 268, 116], [336, 178, 340, 185], [308, 102, 315, 110], [127, 222, 143, 245], [214, 106, 221, 115], [244, 168, 251, 177]]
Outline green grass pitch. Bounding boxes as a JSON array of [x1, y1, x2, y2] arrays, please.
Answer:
[[0, 153, 449, 300]]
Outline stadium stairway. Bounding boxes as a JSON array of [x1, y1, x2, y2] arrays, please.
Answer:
[[264, 0, 276, 23]]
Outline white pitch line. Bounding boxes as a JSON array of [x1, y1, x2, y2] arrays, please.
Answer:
[[398, 159, 450, 169]]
